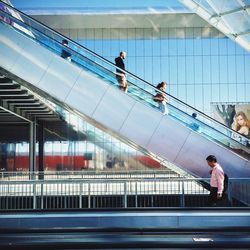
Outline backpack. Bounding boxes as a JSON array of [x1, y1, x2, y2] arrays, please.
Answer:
[[153, 93, 164, 102]]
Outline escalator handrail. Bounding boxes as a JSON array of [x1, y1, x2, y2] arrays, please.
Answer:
[[0, 0, 249, 143]]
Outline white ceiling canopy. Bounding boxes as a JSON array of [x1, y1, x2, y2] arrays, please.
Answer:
[[179, 0, 250, 52]]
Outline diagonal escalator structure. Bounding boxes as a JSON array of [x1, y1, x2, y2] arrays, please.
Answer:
[[0, 1, 250, 178]]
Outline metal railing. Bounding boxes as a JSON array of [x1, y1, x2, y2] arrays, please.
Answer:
[[0, 177, 249, 210], [0, 170, 183, 181], [1, 1, 250, 157]]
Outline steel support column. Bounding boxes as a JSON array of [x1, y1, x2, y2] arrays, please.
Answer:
[[38, 122, 44, 180], [29, 120, 36, 178]]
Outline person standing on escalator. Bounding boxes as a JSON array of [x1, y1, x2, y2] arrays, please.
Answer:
[[153, 81, 168, 115], [61, 39, 71, 62], [115, 51, 128, 93]]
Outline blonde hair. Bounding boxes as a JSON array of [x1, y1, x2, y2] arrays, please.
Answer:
[[234, 111, 250, 131]]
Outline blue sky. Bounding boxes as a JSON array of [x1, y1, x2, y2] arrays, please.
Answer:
[[11, 0, 190, 13]]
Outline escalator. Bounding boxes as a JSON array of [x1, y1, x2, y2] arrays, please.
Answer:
[[0, 1, 250, 178]]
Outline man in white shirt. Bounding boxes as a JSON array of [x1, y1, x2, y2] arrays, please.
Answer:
[[206, 155, 225, 206]]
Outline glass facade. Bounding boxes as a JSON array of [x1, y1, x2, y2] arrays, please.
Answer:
[[1, 1, 249, 175], [0, 105, 167, 173], [59, 27, 250, 115]]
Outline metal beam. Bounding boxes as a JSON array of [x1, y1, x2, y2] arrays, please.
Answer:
[[38, 122, 44, 180], [210, 5, 250, 18], [29, 120, 36, 177], [17, 107, 48, 111], [0, 105, 31, 123]]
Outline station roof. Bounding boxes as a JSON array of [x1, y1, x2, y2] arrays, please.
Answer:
[[10, 0, 250, 52]]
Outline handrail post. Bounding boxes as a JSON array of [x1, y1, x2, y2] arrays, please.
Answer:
[[40, 182, 44, 209], [33, 182, 36, 209], [124, 181, 127, 208], [180, 180, 185, 207], [88, 182, 91, 209], [227, 180, 232, 206], [79, 182, 82, 209], [135, 181, 138, 208]]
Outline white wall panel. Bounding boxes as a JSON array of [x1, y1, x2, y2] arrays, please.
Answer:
[[119, 102, 163, 147], [0, 23, 26, 71], [175, 132, 250, 177], [65, 70, 109, 117], [147, 117, 191, 163], [11, 38, 54, 86], [38, 56, 82, 101], [92, 86, 136, 132]]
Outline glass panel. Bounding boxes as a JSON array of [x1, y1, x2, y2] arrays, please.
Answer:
[[161, 39, 169, 56], [222, 11, 250, 34], [202, 56, 211, 84], [135, 40, 144, 56], [178, 56, 186, 84], [202, 39, 211, 55], [177, 39, 185, 55], [227, 39, 236, 55], [186, 56, 195, 84], [236, 84, 246, 103], [160, 57, 169, 80], [135, 57, 144, 78], [219, 56, 228, 83], [186, 84, 195, 106], [210, 39, 219, 55], [153, 39, 161, 56], [228, 56, 237, 83], [178, 84, 187, 102], [193, 39, 202, 56], [228, 84, 237, 102], [144, 40, 152, 56], [169, 39, 177, 56], [169, 57, 178, 83], [152, 57, 161, 84], [144, 57, 153, 83], [0, 2, 249, 163], [211, 56, 219, 84], [219, 84, 229, 102], [245, 55, 250, 83], [186, 39, 194, 56], [203, 85, 212, 113], [182, 0, 250, 52], [194, 56, 202, 84], [0, 109, 30, 173], [209, 0, 241, 13], [236, 55, 245, 83]]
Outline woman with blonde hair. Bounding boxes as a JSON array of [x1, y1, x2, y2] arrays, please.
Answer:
[[231, 111, 250, 146], [233, 111, 250, 136]]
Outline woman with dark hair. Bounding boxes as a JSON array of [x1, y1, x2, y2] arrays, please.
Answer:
[[153, 81, 168, 115]]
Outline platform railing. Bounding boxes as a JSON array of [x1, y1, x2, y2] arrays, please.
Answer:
[[0, 170, 183, 181], [1, 0, 250, 159], [0, 177, 249, 209]]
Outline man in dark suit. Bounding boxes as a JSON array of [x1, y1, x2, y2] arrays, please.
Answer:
[[115, 51, 128, 92]]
